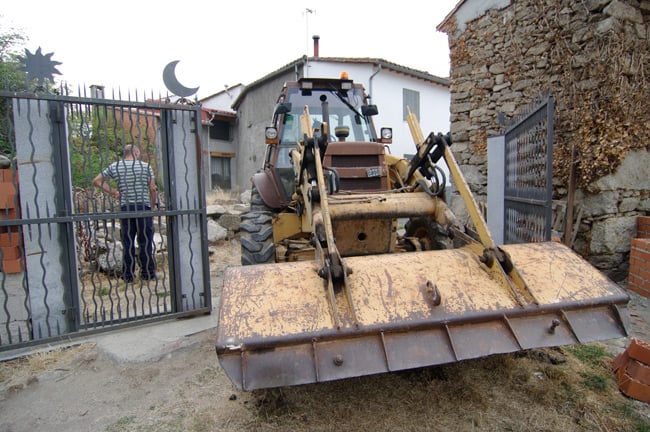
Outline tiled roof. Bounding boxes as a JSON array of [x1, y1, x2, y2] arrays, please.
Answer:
[[232, 56, 449, 109], [201, 108, 236, 124]]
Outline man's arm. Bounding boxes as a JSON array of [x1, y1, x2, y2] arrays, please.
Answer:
[[93, 173, 120, 200], [149, 177, 158, 208]]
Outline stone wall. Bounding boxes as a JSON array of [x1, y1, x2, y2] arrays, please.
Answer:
[[439, 0, 650, 281]]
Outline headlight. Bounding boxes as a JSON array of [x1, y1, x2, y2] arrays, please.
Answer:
[[265, 127, 278, 140], [381, 128, 392, 140]]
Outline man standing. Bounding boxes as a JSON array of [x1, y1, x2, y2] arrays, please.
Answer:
[[93, 145, 158, 282]]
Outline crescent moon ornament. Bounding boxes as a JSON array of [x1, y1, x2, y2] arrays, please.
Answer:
[[163, 60, 199, 98]]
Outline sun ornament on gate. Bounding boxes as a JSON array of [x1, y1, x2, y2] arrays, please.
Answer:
[[19, 47, 62, 92]]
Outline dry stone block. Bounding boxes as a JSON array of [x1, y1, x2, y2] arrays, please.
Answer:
[[590, 216, 636, 254]]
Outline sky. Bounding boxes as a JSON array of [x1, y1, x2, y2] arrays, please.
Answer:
[[2, 1, 458, 99]]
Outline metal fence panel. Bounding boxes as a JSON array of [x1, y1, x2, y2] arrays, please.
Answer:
[[0, 91, 211, 350], [503, 95, 554, 244]]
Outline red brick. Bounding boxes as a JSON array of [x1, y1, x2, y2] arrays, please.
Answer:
[[639, 281, 650, 293], [629, 284, 650, 298], [639, 265, 650, 280], [0, 182, 17, 195], [1, 258, 22, 274], [627, 338, 650, 365], [632, 254, 650, 269], [0, 208, 18, 220], [632, 237, 650, 250], [613, 350, 629, 372], [0, 193, 17, 209], [628, 272, 641, 284], [626, 359, 650, 385], [0, 169, 18, 184], [637, 216, 650, 239], [0, 246, 20, 260], [630, 258, 649, 274], [630, 239, 650, 298], [0, 232, 20, 247], [628, 279, 643, 291], [631, 246, 650, 265], [629, 271, 650, 292], [639, 278, 650, 290], [617, 370, 650, 403], [631, 259, 650, 273], [633, 269, 650, 285]]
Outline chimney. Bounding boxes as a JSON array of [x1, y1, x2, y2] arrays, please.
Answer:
[[312, 35, 320, 58], [90, 84, 105, 99]]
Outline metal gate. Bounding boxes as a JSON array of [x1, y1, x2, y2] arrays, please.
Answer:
[[0, 90, 211, 350], [503, 94, 554, 243]]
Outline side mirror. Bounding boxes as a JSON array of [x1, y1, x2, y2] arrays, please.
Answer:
[[274, 102, 292, 116], [361, 105, 379, 117]]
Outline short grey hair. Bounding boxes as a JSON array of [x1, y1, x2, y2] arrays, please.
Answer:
[[123, 144, 140, 157]]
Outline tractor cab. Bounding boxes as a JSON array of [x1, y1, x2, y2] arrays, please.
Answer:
[[255, 77, 391, 208]]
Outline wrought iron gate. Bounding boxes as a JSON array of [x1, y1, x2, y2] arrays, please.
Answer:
[[503, 94, 554, 243], [0, 90, 211, 350]]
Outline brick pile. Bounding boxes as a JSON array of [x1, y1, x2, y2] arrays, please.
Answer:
[[629, 216, 650, 298], [0, 168, 23, 274], [613, 338, 650, 403]]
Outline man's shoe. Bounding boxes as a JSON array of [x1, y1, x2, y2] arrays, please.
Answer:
[[141, 272, 163, 281]]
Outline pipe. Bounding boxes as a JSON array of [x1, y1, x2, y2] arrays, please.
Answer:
[[368, 63, 382, 102]]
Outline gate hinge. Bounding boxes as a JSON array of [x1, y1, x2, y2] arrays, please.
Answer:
[[62, 307, 77, 322], [50, 105, 65, 123]]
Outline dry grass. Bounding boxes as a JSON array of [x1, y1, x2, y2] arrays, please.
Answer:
[[244, 346, 649, 432], [0, 343, 96, 393]]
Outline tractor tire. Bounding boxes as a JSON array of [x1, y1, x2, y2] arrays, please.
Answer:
[[240, 187, 276, 265], [249, 185, 270, 212], [404, 217, 451, 251]]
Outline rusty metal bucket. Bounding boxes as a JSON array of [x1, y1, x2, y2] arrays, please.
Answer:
[[216, 241, 629, 390]]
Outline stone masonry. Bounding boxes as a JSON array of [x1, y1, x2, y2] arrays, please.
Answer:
[[438, 0, 650, 281]]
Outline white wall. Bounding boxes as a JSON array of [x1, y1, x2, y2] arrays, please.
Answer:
[[307, 62, 451, 159], [201, 85, 242, 111], [370, 72, 450, 159]]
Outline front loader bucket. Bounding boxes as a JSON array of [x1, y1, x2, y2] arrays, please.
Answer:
[[216, 242, 630, 391]]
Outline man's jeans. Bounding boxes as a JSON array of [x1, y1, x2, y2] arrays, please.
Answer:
[[120, 204, 156, 281]]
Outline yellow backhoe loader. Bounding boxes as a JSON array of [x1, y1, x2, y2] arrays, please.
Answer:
[[216, 76, 630, 391]]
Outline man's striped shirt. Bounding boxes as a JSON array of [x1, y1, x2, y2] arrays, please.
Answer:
[[101, 160, 154, 207]]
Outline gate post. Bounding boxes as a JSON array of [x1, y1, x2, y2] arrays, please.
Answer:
[[12, 99, 75, 338], [161, 107, 211, 313], [487, 135, 505, 245]]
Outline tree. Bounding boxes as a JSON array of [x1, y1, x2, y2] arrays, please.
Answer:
[[0, 16, 28, 156], [0, 15, 28, 91]]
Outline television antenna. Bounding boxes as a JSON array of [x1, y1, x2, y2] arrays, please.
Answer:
[[304, 8, 315, 56]]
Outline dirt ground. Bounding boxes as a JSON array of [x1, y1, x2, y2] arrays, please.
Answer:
[[1, 238, 650, 432]]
